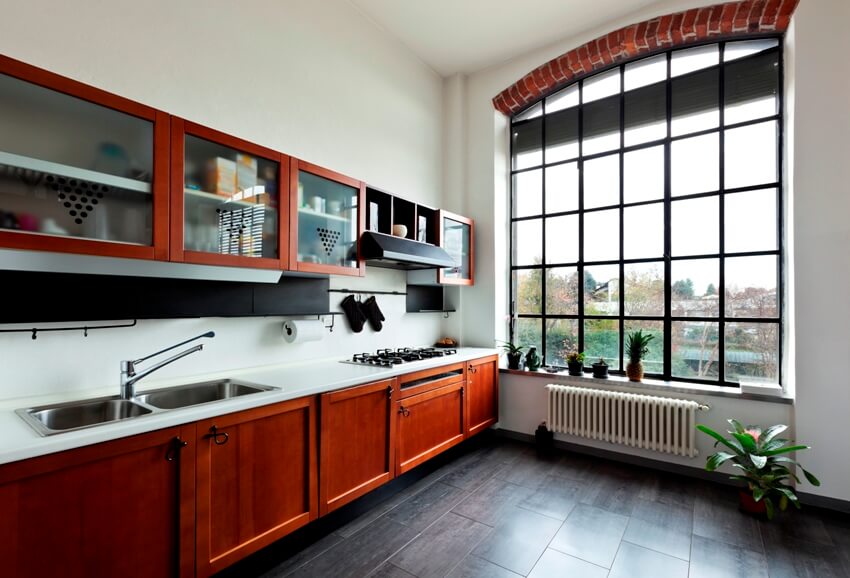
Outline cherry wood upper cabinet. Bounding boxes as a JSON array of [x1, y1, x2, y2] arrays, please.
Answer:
[[289, 158, 365, 276], [465, 355, 499, 437], [194, 396, 317, 578], [319, 378, 397, 515], [170, 117, 289, 270], [0, 424, 196, 578], [0, 55, 170, 260], [437, 210, 474, 285]]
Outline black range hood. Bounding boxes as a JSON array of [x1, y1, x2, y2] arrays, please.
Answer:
[[360, 231, 455, 270]]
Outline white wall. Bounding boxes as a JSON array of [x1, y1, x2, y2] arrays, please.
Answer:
[[450, 0, 850, 501], [0, 0, 445, 402]]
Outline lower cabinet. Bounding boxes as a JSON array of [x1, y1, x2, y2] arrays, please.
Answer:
[[0, 425, 196, 578], [466, 355, 499, 436], [195, 397, 317, 578], [319, 378, 396, 515]]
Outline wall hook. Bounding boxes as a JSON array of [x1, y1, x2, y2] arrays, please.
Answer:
[[31, 328, 37, 340]]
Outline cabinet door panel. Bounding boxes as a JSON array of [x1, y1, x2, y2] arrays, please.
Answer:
[[396, 382, 465, 475], [466, 356, 499, 436], [320, 379, 396, 515], [196, 397, 317, 577]]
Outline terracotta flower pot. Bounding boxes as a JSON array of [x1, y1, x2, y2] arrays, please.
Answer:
[[626, 361, 643, 382], [739, 490, 767, 518]]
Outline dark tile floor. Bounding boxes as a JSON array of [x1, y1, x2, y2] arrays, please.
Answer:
[[236, 437, 850, 578]]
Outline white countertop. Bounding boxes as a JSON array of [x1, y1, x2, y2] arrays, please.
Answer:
[[0, 347, 498, 466]]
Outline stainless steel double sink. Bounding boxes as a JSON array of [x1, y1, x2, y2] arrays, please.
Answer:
[[16, 379, 279, 437]]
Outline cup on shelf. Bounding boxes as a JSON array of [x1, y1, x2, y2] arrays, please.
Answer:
[[392, 224, 408, 238], [310, 196, 325, 213], [327, 200, 342, 215]]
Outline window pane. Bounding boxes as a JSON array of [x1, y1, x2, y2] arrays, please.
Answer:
[[545, 162, 579, 213], [584, 319, 620, 368], [584, 264, 619, 315], [725, 255, 778, 318], [624, 145, 664, 203], [725, 48, 779, 124], [583, 95, 620, 155], [625, 82, 666, 146], [545, 107, 579, 163], [624, 320, 664, 374], [672, 67, 719, 136], [625, 54, 666, 91], [513, 218, 542, 265], [671, 196, 718, 256], [671, 258, 719, 317], [512, 169, 542, 218], [583, 68, 620, 103], [725, 188, 778, 253], [545, 214, 579, 264], [725, 322, 779, 383], [624, 261, 664, 316], [514, 101, 542, 122], [671, 44, 719, 77], [512, 117, 542, 170], [724, 39, 779, 62], [546, 267, 580, 315], [546, 319, 579, 365], [725, 121, 777, 188], [514, 269, 541, 314], [583, 153, 620, 209], [516, 318, 542, 356], [624, 202, 664, 259], [672, 321, 719, 380], [546, 85, 579, 113], [583, 208, 620, 262], [671, 132, 719, 196]]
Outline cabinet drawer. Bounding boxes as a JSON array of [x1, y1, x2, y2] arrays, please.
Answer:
[[397, 361, 465, 399]]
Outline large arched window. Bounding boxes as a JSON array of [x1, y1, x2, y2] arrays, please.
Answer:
[[510, 38, 782, 387]]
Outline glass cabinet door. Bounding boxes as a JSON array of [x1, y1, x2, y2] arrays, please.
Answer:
[[0, 65, 165, 258], [439, 211, 474, 285], [293, 160, 363, 275], [176, 120, 283, 266]]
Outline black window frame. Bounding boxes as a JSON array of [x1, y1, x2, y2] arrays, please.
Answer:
[[509, 36, 784, 388]]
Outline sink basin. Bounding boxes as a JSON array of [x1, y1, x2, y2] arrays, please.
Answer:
[[16, 397, 153, 436], [135, 379, 277, 410]]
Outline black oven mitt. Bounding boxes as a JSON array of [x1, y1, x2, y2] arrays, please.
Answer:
[[341, 294, 366, 333], [361, 296, 385, 332]]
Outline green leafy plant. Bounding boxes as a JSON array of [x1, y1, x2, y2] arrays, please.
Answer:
[[497, 340, 525, 355], [697, 419, 821, 520], [626, 330, 655, 364], [566, 351, 585, 363], [594, 357, 607, 366]]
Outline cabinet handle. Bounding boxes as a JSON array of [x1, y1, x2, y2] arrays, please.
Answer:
[[398, 406, 410, 417], [208, 425, 229, 446], [165, 436, 188, 461], [469, 367, 477, 374], [387, 385, 393, 399]]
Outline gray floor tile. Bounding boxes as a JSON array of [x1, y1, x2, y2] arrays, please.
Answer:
[[608, 541, 688, 578], [549, 503, 629, 568], [445, 555, 522, 578], [527, 548, 608, 578], [638, 471, 698, 510], [452, 477, 533, 526], [368, 563, 416, 578], [496, 449, 558, 489], [689, 534, 769, 578], [761, 520, 847, 577], [261, 532, 344, 577], [693, 484, 764, 553], [472, 506, 563, 576], [440, 454, 508, 492], [385, 481, 468, 531], [622, 498, 693, 560], [517, 475, 582, 521]]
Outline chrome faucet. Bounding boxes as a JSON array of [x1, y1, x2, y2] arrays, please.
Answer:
[[120, 331, 215, 399]]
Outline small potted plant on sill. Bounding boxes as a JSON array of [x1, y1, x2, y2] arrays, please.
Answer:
[[498, 340, 525, 370], [625, 330, 655, 382], [591, 357, 609, 379], [566, 351, 585, 376], [697, 419, 821, 520]]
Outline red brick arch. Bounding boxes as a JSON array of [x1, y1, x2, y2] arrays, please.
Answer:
[[493, 0, 799, 116]]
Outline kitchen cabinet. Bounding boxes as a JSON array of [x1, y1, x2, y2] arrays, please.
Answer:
[[319, 378, 397, 515], [465, 355, 499, 436], [395, 363, 467, 474], [290, 158, 365, 276], [0, 55, 170, 261], [195, 396, 317, 578], [437, 210, 474, 285], [0, 425, 195, 578], [170, 117, 289, 270]]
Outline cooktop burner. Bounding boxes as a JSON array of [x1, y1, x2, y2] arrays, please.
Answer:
[[342, 347, 457, 367]]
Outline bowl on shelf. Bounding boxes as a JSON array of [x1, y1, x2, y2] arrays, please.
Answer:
[[392, 224, 408, 238]]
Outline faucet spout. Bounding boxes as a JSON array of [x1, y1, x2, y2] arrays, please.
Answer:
[[120, 332, 214, 399]]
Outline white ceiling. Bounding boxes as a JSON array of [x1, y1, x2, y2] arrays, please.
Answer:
[[348, 0, 664, 76]]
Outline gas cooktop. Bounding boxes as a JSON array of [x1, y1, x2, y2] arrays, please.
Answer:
[[341, 347, 457, 367]]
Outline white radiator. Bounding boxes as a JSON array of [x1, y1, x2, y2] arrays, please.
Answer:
[[546, 384, 709, 458]]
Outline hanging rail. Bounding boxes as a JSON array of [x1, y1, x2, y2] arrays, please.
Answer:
[[0, 319, 138, 340], [327, 288, 407, 296]]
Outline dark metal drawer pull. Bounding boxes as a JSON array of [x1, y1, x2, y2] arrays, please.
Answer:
[[208, 425, 229, 445]]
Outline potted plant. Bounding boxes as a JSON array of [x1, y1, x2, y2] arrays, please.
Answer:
[[498, 340, 525, 370], [591, 357, 609, 378], [566, 351, 585, 376], [625, 330, 655, 382], [697, 419, 821, 520]]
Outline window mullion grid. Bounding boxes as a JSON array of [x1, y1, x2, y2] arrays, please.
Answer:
[[577, 79, 585, 356], [541, 95, 548, 364], [663, 49, 673, 382], [777, 41, 785, 388], [718, 41, 727, 386], [618, 65, 625, 373]]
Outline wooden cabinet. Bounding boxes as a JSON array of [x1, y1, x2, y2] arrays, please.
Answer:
[[437, 210, 474, 285], [0, 55, 170, 261], [466, 355, 499, 436], [0, 425, 195, 578], [170, 117, 289, 270], [289, 158, 365, 276], [320, 378, 396, 515], [195, 396, 317, 578], [395, 363, 467, 475]]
